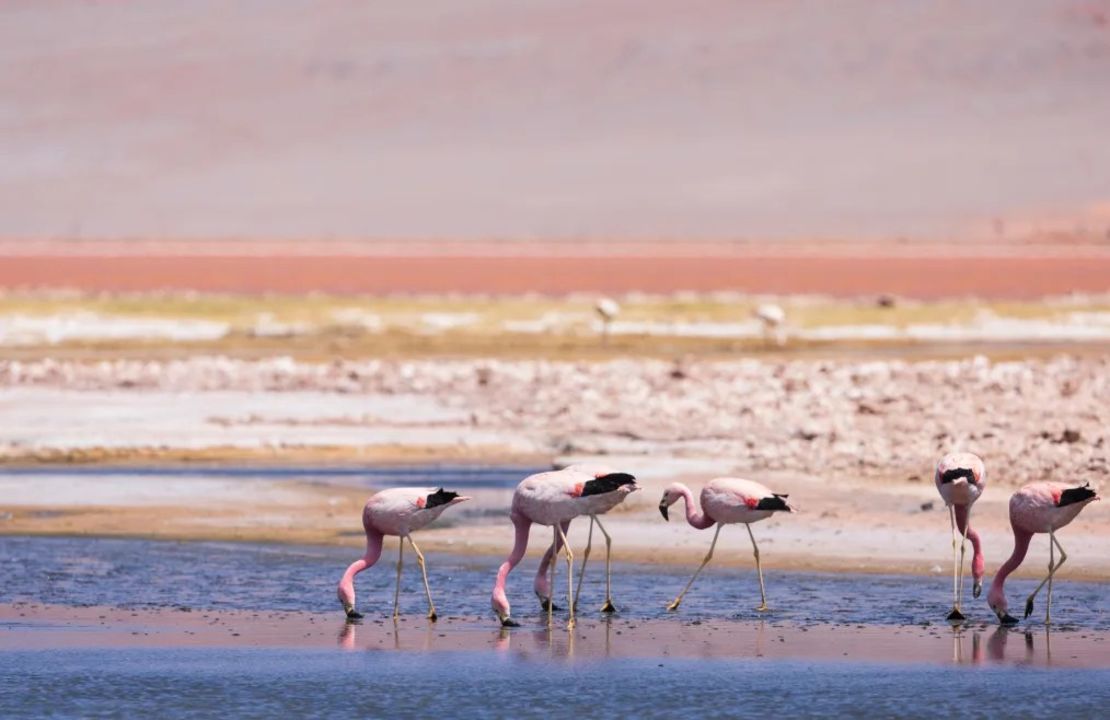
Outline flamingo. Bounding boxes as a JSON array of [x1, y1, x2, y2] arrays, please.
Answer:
[[934, 452, 986, 622], [491, 467, 638, 627], [533, 463, 633, 613], [987, 481, 1099, 625], [659, 477, 794, 611], [337, 487, 469, 621]]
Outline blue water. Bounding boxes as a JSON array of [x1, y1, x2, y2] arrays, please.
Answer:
[[3, 536, 1107, 631], [2, 648, 1108, 719]]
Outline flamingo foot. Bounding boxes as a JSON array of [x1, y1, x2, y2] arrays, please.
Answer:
[[427, 611, 438, 622], [600, 599, 616, 613], [1023, 597, 1035, 619], [666, 599, 681, 611], [973, 580, 983, 599], [755, 603, 769, 612], [946, 608, 966, 622]]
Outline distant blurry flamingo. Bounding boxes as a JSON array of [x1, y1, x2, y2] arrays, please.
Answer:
[[988, 481, 1099, 625], [337, 487, 469, 621], [659, 477, 794, 611], [595, 296, 621, 345], [753, 303, 786, 346], [491, 468, 638, 627], [934, 452, 986, 621], [533, 463, 632, 613]]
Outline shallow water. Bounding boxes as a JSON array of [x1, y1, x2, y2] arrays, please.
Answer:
[[3, 535, 1110, 718], [3, 647, 1109, 720], [3, 535, 1108, 631]]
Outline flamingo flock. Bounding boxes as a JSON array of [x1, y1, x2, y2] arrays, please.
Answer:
[[337, 454, 1099, 627]]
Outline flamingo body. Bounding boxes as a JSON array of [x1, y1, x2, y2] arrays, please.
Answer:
[[336, 486, 469, 620]]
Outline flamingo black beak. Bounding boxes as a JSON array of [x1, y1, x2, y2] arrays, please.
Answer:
[[999, 612, 1020, 626], [658, 501, 669, 521], [973, 580, 983, 599], [345, 607, 363, 621]]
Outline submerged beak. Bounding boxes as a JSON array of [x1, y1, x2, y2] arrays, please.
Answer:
[[344, 605, 363, 621], [995, 608, 1019, 626], [658, 502, 669, 521]]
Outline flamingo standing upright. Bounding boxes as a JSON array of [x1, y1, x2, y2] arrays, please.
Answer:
[[987, 481, 1099, 625], [659, 477, 794, 611], [491, 468, 638, 627], [533, 463, 634, 613], [337, 487, 469, 621], [934, 452, 986, 621]]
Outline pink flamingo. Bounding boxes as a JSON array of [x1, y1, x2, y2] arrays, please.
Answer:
[[987, 481, 1099, 625], [491, 468, 638, 627], [934, 452, 986, 621], [533, 463, 633, 613], [337, 487, 469, 621], [659, 477, 794, 611]]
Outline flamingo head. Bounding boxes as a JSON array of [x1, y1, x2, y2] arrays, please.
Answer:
[[987, 584, 1018, 626], [491, 590, 518, 628], [658, 484, 684, 521], [337, 581, 361, 621]]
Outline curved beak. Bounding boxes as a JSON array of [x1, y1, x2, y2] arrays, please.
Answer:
[[658, 501, 669, 521], [973, 580, 983, 599], [995, 609, 1019, 626]]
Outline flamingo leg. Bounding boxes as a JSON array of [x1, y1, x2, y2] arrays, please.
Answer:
[[548, 525, 557, 627], [573, 516, 595, 613], [406, 536, 437, 621], [956, 506, 971, 610], [392, 540, 404, 620], [556, 523, 576, 628], [1024, 531, 1068, 622], [746, 523, 769, 611], [594, 516, 616, 613], [667, 523, 722, 611], [946, 506, 965, 621]]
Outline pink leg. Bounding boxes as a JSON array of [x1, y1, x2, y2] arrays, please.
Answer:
[[534, 520, 571, 610], [491, 513, 531, 627]]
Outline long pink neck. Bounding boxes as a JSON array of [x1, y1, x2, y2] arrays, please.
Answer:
[[954, 505, 984, 582], [337, 528, 384, 605], [988, 527, 1032, 604], [492, 513, 531, 609], [676, 484, 715, 530]]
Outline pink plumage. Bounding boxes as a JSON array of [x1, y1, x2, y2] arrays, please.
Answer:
[[987, 480, 1099, 625], [336, 486, 469, 621], [933, 452, 986, 621], [659, 477, 794, 612], [490, 466, 638, 627]]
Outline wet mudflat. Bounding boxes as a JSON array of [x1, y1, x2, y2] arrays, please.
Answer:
[[2, 536, 1109, 718]]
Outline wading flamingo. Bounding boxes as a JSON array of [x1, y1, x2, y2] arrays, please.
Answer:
[[988, 481, 1099, 625], [659, 477, 793, 611], [491, 468, 638, 627], [337, 487, 469, 621], [934, 452, 986, 621], [533, 463, 633, 613]]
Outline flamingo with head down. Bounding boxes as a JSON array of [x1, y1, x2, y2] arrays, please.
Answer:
[[659, 477, 794, 612], [988, 481, 1099, 626], [934, 452, 986, 621], [337, 487, 469, 621], [491, 467, 638, 627]]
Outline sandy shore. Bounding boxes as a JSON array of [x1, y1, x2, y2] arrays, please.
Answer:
[[3, 603, 1106, 668]]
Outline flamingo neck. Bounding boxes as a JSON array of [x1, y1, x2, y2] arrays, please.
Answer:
[[337, 528, 384, 607], [989, 528, 1032, 605], [954, 505, 984, 581], [491, 513, 532, 616], [678, 484, 715, 530]]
